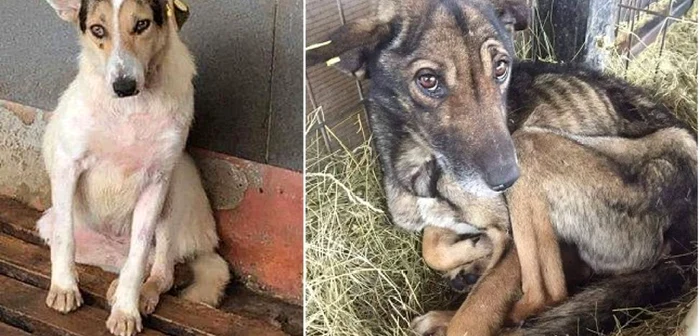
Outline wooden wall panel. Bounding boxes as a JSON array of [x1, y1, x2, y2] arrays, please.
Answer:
[[305, 0, 373, 152]]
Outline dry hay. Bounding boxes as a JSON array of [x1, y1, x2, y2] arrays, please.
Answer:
[[305, 140, 455, 336], [305, 5, 697, 335]]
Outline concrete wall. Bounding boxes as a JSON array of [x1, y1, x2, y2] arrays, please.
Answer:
[[0, 0, 303, 171]]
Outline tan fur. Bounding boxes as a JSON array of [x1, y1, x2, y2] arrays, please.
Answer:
[[412, 248, 522, 336], [422, 227, 492, 272], [505, 152, 566, 323], [79, 0, 169, 81], [414, 122, 696, 335]]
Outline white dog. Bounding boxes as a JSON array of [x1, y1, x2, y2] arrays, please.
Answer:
[[38, 1, 230, 335]]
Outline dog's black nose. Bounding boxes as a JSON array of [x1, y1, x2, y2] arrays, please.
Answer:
[[485, 164, 520, 192], [113, 78, 138, 97]]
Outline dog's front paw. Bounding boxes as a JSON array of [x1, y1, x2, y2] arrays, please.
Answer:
[[410, 311, 454, 336], [46, 283, 83, 313], [106, 307, 142, 336]]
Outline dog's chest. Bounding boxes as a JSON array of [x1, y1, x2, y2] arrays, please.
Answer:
[[76, 105, 186, 231], [87, 110, 183, 173]]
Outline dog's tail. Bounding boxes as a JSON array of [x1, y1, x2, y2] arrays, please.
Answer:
[[520, 207, 697, 336], [179, 251, 231, 307], [518, 260, 694, 336], [519, 139, 698, 336]]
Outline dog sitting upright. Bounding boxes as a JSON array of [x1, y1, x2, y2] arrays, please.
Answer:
[[38, 1, 230, 335]]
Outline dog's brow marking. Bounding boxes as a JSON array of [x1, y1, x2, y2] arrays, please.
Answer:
[[79, 0, 89, 31], [394, 2, 439, 55], [440, 0, 470, 35]]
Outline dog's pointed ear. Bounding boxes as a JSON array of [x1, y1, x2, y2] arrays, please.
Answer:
[[306, 17, 393, 79], [494, 0, 530, 32], [307, 0, 399, 79], [45, 0, 82, 22]]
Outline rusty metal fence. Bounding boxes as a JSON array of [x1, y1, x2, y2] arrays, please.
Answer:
[[305, 0, 696, 153]]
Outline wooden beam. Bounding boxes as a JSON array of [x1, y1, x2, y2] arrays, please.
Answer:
[[0, 230, 286, 336], [0, 321, 32, 336], [534, 0, 616, 69], [0, 274, 165, 336]]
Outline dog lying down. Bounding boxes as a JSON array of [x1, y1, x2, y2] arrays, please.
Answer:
[[38, 1, 230, 335], [306, 0, 697, 335]]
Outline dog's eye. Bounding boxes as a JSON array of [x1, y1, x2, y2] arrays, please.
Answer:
[[417, 74, 438, 91], [134, 19, 151, 34], [415, 70, 446, 98], [90, 24, 106, 39], [494, 59, 509, 83]]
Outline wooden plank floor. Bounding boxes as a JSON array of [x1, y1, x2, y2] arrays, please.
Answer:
[[0, 197, 298, 336]]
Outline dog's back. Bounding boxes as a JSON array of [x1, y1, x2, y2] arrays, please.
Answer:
[[507, 62, 690, 137]]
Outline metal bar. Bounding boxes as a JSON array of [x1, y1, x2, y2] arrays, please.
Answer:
[[615, 0, 625, 37], [335, 0, 346, 25], [624, 0, 638, 71], [619, 3, 682, 19], [319, 109, 332, 152], [622, 0, 693, 58], [305, 74, 318, 110]]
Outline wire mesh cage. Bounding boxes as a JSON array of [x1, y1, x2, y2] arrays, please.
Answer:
[[305, 0, 697, 153]]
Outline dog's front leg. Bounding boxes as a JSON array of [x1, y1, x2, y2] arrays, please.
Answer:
[[107, 175, 170, 336], [445, 247, 521, 336], [46, 156, 84, 313]]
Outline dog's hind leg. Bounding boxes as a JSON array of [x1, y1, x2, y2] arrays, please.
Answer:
[[568, 127, 697, 167], [543, 128, 696, 273], [167, 154, 230, 307]]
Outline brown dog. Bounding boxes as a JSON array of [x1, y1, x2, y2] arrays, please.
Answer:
[[412, 125, 695, 336], [307, 0, 697, 334]]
